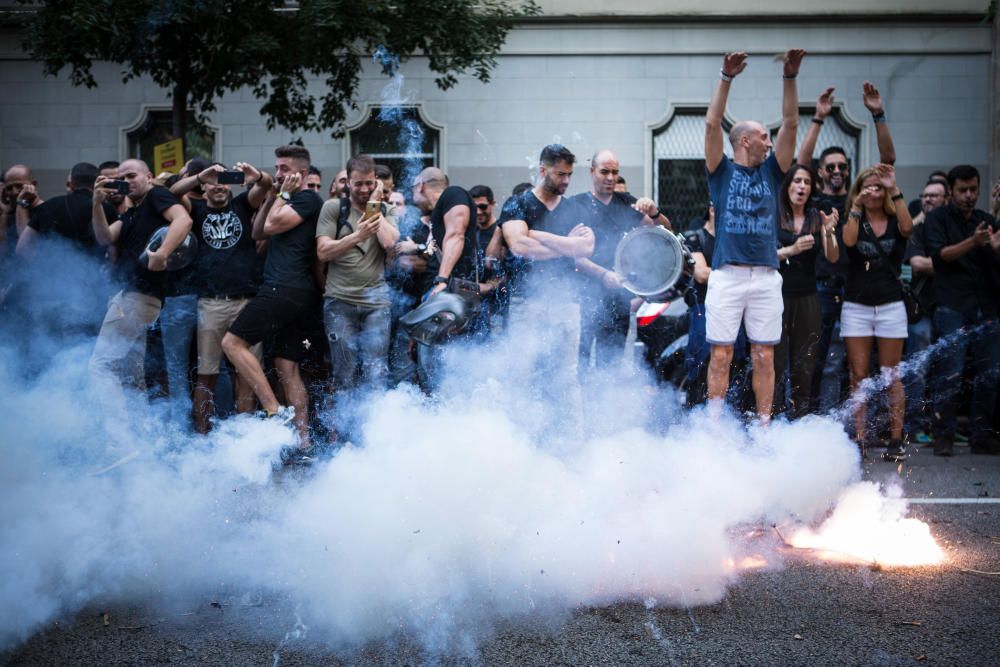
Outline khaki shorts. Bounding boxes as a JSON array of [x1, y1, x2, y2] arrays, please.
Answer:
[[197, 297, 262, 374]]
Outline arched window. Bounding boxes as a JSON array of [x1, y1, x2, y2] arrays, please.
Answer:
[[122, 106, 218, 170], [650, 106, 730, 232], [347, 105, 442, 187], [769, 104, 863, 176]]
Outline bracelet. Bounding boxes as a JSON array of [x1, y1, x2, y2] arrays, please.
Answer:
[[811, 117, 824, 125], [195, 173, 204, 184], [16, 198, 31, 208], [783, 73, 798, 80], [891, 193, 904, 201], [719, 69, 733, 83], [848, 210, 862, 220], [871, 111, 886, 124]]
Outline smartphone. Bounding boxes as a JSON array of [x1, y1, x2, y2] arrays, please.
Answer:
[[217, 171, 246, 185], [365, 201, 382, 218], [104, 180, 129, 195]]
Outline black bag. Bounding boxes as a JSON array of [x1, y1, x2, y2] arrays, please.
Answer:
[[862, 219, 922, 325]]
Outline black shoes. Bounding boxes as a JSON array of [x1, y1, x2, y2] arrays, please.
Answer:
[[933, 438, 954, 457], [882, 439, 907, 462]]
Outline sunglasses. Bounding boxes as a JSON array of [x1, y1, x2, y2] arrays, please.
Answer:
[[475, 203, 491, 211], [306, 183, 322, 190], [824, 163, 849, 174]]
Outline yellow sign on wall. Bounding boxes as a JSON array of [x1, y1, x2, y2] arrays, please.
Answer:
[[153, 138, 184, 175]]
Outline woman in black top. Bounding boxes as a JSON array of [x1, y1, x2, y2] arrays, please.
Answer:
[[841, 164, 913, 460], [773, 164, 839, 418]]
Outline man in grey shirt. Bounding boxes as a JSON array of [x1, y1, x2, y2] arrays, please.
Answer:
[[316, 153, 400, 401]]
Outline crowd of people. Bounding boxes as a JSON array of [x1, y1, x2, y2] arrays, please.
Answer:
[[1, 49, 998, 469]]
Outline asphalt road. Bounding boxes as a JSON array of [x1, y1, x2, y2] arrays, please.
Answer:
[[4, 443, 1000, 667]]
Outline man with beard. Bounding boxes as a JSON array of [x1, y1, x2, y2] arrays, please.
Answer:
[[99, 161, 131, 216], [171, 160, 272, 433], [222, 145, 324, 459], [1, 164, 43, 257], [924, 165, 1000, 456], [572, 149, 662, 370], [703, 49, 805, 424], [795, 83, 897, 413], [468, 184, 507, 335], [305, 166, 324, 196], [499, 144, 594, 439], [89, 159, 192, 463], [329, 169, 348, 200]]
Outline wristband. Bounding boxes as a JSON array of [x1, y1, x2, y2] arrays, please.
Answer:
[[848, 210, 862, 220], [871, 111, 886, 124], [811, 117, 824, 125], [433, 276, 449, 286], [652, 209, 662, 219], [16, 199, 31, 209], [891, 193, 904, 201], [719, 69, 733, 83], [783, 73, 798, 80]]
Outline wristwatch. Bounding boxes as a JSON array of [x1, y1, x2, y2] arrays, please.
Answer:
[[433, 276, 449, 286], [277, 191, 291, 202], [415, 243, 427, 254], [16, 198, 31, 209]]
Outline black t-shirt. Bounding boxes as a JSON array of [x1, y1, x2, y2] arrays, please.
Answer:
[[813, 191, 848, 280], [476, 222, 499, 277], [28, 189, 117, 255], [924, 204, 1000, 316], [190, 191, 258, 298], [903, 221, 934, 314], [571, 191, 643, 310], [684, 225, 715, 304], [497, 190, 581, 299], [429, 186, 478, 283], [777, 211, 821, 297], [115, 185, 181, 299], [843, 215, 907, 306], [262, 190, 322, 291]]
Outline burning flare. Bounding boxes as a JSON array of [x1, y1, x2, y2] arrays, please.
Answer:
[[788, 482, 945, 567]]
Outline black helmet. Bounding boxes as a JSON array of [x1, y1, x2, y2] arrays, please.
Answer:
[[399, 292, 473, 346], [138, 226, 198, 271]]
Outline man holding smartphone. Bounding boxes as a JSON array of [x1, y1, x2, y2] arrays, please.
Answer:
[[315, 154, 399, 434]]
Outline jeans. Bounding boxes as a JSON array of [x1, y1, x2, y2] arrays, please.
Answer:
[[685, 302, 710, 404], [159, 293, 198, 428], [813, 281, 846, 413], [579, 295, 631, 373], [903, 315, 934, 434], [931, 306, 1000, 443], [323, 297, 391, 391]]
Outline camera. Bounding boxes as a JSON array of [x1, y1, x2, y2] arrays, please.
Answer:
[[217, 171, 245, 185], [103, 180, 129, 195]]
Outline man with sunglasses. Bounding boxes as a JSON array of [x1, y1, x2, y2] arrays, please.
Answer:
[[468, 184, 506, 335], [796, 82, 898, 413], [306, 166, 324, 197]]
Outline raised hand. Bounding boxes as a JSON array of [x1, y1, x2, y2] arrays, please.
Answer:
[[722, 52, 748, 78], [198, 164, 224, 185], [862, 81, 885, 115], [281, 172, 302, 195], [875, 163, 896, 191], [234, 161, 262, 183], [815, 87, 835, 119], [783, 49, 807, 77], [820, 208, 839, 234]]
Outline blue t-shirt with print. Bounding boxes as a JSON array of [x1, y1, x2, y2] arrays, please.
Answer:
[[707, 153, 784, 270]]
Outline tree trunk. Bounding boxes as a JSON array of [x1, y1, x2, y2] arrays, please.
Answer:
[[172, 83, 188, 156]]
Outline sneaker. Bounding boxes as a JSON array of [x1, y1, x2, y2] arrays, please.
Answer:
[[882, 439, 907, 462], [933, 438, 954, 457], [914, 431, 934, 445], [257, 405, 295, 425], [280, 445, 315, 467]]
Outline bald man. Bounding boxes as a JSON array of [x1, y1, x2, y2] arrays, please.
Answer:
[[572, 149, 662, 370], [703, 49, 804, 424], [89, 159, 192, 459], [2, 164, 43, 256]]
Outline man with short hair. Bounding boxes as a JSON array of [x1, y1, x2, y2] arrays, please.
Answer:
[[16, 162, 112, 257], [89, 159, 192, 457], [614, 175, 628, 194], [99, 161, 130, 216], [468, 184, 506, 334], [572, 149, 662, 370], [2, 164, 43, 257], [316, 154, 399, 411], [329, 169, 348, 199], [703, 49, 805, 423], [222, 145, 324, 456], [924, 165, 1000, 456], [900, 179, 947, 443], [499, 144, 595, 438], [306, 165, 324, 195], [375, 164, 395, 203], [171, 160, 272, 433]]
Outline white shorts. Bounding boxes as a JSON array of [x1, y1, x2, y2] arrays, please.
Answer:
[[705, 265, 783, 346], [840, 300, 908, 339]]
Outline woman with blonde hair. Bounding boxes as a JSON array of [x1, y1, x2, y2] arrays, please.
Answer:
[[841, 163, 913, 460]]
